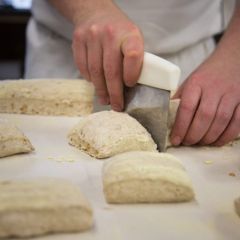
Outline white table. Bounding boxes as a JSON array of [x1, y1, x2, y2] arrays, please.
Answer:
[[0, 114, 239, 240]]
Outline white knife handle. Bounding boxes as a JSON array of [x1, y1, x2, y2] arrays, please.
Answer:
[[137, 52, 181, 91]]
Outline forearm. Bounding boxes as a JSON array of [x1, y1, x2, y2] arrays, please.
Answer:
[[213, 5, 240, 63], [48, 0, 118, 25]]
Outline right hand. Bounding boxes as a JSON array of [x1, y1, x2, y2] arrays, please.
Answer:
[[72, 2, 144, 111]]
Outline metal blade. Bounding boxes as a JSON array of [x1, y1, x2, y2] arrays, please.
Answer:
[[125, 84, 170, 152]]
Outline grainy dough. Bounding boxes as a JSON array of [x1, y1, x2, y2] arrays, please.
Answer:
[[103, 151, 194, 203], [0, 119, 34, 157], [0, 79, 94, 116], [0, 179, 93, 238], [68, 110, 157, 159], [167, 99, 180, 147], [235, 197, 240, 217]]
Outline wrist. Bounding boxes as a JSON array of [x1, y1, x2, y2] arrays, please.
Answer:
[[71, 0, 119, 26]]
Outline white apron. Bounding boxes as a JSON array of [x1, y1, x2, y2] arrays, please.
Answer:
[[25, 0, 235, 84]]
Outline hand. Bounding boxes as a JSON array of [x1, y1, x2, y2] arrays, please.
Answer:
[[72, 2, 144, 111], [170, 51, 240, 146]]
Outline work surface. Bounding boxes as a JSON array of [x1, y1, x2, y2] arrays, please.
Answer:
[[0, 114, 239, 240]]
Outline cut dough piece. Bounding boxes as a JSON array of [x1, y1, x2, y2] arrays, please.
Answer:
[[103, 151, 194, 203], [167, 99, 180, 147], [68, 110, 157, 159], [0, 119, 34, 158], [235, 197, 240, 217], [0, 179, 93, 238], [0, 79, 94, 116]]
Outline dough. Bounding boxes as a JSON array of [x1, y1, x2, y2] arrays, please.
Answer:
[[68, 110, 157, 159], [0, 179, 93, 238], [166, 99, 180, 147], [103, 151, 194, 203], [0, 79, 94, 116], [235, 197, 240, 217], [0, 119, 34, 158]]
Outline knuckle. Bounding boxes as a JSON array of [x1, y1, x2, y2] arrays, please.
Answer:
[[104, 65, 119, 80], [218, 110, 230, 123], [89, 64, 102, 77], [128, 24, 140, 34], [73, 28, 84, 41], [88, 24, 100, 38], [104, 24, 115, 38], [181, 102, 195, 114], [188, 72, 202, 85], [125, 49, 142, 59], [199, 108, 212, 121]]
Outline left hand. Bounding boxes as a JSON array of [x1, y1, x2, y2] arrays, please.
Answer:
[[170, 51, 240, 146]]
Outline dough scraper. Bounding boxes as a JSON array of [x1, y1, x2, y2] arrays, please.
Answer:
[[124, 52, 180, 152]]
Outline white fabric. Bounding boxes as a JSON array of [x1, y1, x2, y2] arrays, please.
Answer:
[[25, 0, 235, 80]]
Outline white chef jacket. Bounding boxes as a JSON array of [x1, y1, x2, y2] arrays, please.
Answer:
[[25, 0, 235, 84]]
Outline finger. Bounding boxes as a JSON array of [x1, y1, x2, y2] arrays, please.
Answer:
[[73, 29, 90, 81], [182, 91, 219, 145], [87, 25, 109, 105], [121, 34, 144, 87], [170, 84, 202, 146], [213, 103, 240, 146], [103, 26, 124, 111], [200, 93, 236, 145]]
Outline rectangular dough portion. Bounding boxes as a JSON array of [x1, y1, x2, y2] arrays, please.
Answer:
[[0, 179, 93, 238], [0, 119, 34, 158], [68, 111, 157, 158], [103, 151, 194, 203], [0, 79, 94, 116]]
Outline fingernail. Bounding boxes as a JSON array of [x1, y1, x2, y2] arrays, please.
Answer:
[[171, 136, 181, 146], [112, 104, 122, 112]]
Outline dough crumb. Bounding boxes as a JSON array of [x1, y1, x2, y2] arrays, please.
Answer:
[[204, 160, 213, 165], [228, 172, 236, 177]]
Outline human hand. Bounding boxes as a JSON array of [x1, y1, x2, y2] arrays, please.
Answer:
[[72, 2, 144, 111], [170, 51, 240, 146]]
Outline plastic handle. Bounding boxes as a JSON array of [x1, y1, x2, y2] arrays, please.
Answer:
[[137, 52, 181, 91]]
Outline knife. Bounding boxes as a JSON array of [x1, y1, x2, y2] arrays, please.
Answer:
[[124, 52, 181, 152]]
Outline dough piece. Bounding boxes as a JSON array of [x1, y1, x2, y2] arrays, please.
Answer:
[[68, 111, 157, 159], [166, 99, 180, 147], [0, 179, 93, 238], [103, 151, 194, 203], [0, 79, 94, 116], [0, 119, 34, 158], [235, 197, 240, 217]]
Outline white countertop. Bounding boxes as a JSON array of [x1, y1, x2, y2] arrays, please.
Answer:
[[0, 114, 239, 240]]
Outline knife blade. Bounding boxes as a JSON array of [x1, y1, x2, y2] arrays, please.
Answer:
[[124, 52, 180, 152]]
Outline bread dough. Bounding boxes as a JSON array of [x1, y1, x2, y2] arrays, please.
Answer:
[[103, 151, 194, 203], [167, 99, 180, 147], [0, 119, 34, 158], [0, 179, 93, 238], [235, 197, 240, 217], [0, 79, 94, 116], [68, 111, 157, 159]]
